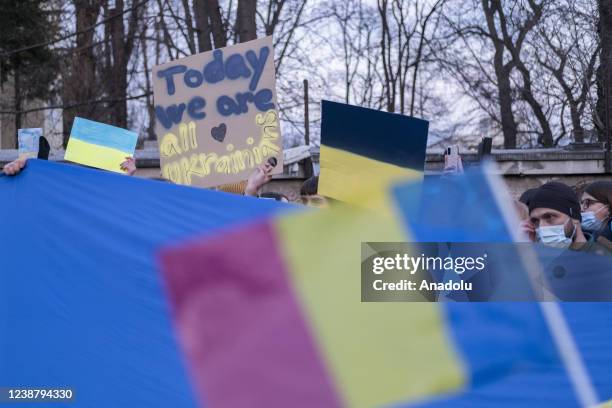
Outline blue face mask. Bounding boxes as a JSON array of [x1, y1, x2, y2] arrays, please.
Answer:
[[536, 219, 575, 249], [581, 212, 603, 232], [581, 206, 608, 232]]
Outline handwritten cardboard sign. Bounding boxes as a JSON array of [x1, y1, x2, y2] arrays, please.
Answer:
[[18, 128, 42, 159], [152, 36, 283, 188], [65, 117, 138, 173]]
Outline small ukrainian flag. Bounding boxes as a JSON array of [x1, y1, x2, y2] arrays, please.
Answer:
[[318, 100, 428, 210], [65, 117, 138, 173]]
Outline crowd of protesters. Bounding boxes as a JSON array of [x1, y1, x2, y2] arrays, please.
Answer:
[[3, 147, 612, 254], [516, 180, 612, 254]]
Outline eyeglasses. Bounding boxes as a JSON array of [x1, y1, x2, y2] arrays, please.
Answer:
[[581, 198, 603, 209], [301, 196, 329, 208]]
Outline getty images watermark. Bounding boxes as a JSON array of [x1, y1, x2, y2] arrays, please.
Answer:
[[361, 242, 612, 302], [362, 243, 487, 301], [371, 252, 486, 291]]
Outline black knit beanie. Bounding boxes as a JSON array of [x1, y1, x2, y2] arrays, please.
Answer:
[[528, 182, 581, 221], [519, 188, 538, 206]]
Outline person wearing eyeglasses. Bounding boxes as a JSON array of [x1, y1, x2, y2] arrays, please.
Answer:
[[580, 181, 612, 243], [299, 175, 330, 208], [520, 181, 612, 256]]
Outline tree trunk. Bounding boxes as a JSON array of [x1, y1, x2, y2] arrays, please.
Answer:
[[193, 0, 213, 52], [181, 0, 197, 54], [378, 0, 395, 112], [568, 100, 585, 143], [109, 0, 128, 128], [207, 0, 227, 48], [496, 64, 518, 149], [482, 0, 518, 148], [497, 1, 551, 146], [236, 0, 257, 43], [141, 24, 155, 140], [515, 62, 554, 147], [104, 0, 142, 130], [597, 0, 612, 143], [63, 0, 101, 147]]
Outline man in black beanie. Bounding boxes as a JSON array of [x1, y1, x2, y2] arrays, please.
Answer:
[[520, 182, 586, 247]]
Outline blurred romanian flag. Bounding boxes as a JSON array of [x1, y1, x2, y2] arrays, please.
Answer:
[[159, 166, 606, 407]]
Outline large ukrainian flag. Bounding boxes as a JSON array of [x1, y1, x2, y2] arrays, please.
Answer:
[[2, 160, 611, 407]]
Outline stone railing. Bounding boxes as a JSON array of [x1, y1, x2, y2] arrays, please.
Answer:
[[2, 147, 610, 200]]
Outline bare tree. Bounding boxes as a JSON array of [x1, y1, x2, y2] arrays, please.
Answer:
[[181, 0, 198, 53], [329, 0, 368, 104], [192, 0, 212, 51], [437, 0, 572, 148], [481, 0, 519, 148], [62, 0, 103, 146], [236, 0, 257, 42], [493, 0, 554, 146], [534, 0, 599, 143], [140, 18, 156, 140], [597, 0, 612, 142], [207, 0, 228, 48], [104, 0, 145, 128], [377, 0, 445, 115], [6, 0, 605, 152]]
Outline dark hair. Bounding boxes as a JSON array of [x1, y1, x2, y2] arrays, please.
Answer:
[[584, 181, 612, 206], [300, 175, 319, 196], [259, 192, 289, 202], [149, 176, 172, 183]]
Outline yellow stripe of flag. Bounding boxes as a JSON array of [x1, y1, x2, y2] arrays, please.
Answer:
[[64, 138, 131, 173], [319, 145, 423, 212], [275, 206, 466, 408]]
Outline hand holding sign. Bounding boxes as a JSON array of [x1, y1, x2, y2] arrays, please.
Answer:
[[120, 157, 137, 176], [153, 36, 283, 188], [244, 159, 277, 196]]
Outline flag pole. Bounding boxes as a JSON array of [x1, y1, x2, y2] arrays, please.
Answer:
[[483, 161, 599, 408]]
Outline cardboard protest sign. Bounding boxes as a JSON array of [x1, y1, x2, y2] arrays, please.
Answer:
[[18, 128, 42, 159], [152, 36, 283, 188], [65, 117, 138, 173]]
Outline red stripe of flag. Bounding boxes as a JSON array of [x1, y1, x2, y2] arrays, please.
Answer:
[[159, 220, 342, 408]]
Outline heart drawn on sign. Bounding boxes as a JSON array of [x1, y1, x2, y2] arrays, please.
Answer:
[[211, 123, 227, 143]]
